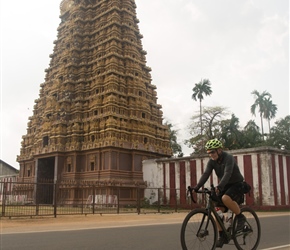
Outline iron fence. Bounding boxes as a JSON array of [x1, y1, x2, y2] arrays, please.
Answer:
[[0, 181, 202, 218]]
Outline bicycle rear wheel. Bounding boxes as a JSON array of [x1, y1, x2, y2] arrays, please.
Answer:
[[233, 207, 261, 250], [180, 208, 217, 250]]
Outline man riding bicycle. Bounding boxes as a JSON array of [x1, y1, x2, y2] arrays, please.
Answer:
[[192, 139, 246, 248]]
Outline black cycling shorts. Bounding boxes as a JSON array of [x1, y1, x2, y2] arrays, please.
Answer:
[[216, 182, 244, 210]]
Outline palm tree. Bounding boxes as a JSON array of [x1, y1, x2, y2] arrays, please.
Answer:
[[191, 79, 212, 136], [250, 90, 271, 136], [263, 97, 277, 133]]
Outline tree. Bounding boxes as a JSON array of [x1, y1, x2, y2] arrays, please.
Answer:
[[263, 97, 277, 133], [268, 116, 290, 150], [191, 79, 213, 137], [185, 106, 228, 154], [202, 106, 228, 139], [220, 114, 244, 149], [165, 122, 183, 157], [242, 120, 263, 148], [250, 90, 271, 136]]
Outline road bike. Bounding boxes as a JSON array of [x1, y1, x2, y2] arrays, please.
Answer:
[[180, 185, 261, 250]]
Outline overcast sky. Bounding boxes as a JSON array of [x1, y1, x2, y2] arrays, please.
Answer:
[[1, 0, 289, 168]]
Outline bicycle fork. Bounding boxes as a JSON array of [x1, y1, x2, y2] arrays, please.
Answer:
[[196, 213, 210, 238]]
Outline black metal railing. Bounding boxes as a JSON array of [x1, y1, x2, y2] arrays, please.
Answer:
[[0, 181, 198, 218]]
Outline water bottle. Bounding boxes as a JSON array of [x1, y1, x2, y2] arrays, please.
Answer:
[[215, 207, 224, 222], [224, 210, 233, 229]]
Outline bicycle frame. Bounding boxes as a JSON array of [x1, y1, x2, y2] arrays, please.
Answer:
[[207, 196, 232, 241], [188, 186, 232, 241]]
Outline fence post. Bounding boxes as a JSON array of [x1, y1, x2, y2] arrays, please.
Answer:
[[92, 185, 95, 214], [117, 187, 120, 214], [1, 181, 7, 216], [175, 189, 178, 212], [36, 183, 39, 216], [81, 187, 84, 214], [53, 182, 57, 218], [137, 187, 140, 214], [157, 188, 161, 213]]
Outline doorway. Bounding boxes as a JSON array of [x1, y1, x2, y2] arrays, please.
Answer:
[[36, 157, 55, 204]]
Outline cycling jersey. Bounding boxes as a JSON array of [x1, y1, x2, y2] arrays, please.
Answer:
[[196, 151, 244, 191]]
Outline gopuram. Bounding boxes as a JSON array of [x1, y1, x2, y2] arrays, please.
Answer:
[[17, 0, 172, 203]]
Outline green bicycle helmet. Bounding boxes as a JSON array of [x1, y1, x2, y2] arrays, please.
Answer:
[[205, 139, 223, 150]]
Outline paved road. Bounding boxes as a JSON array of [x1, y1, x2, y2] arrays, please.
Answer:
[[1, 213, 289, 249]]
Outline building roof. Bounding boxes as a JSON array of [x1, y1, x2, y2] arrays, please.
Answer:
[[0, 159, 19, 176]]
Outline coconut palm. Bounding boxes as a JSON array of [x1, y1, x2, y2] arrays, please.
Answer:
[[191, 79, 212, 136], [263, 97, 277, 133], [250, 90, 271, 136]]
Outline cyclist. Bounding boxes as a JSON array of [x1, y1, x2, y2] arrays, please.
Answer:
[[192, 139, 246, 248]]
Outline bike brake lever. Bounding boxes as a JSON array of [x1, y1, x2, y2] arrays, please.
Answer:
[[187, 186, 196, 203]]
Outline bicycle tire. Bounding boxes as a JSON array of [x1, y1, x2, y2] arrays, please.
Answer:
[[232, 207, 261, 250], [180, 208, 218, 250]]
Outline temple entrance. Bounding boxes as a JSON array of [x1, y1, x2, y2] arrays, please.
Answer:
[[36, 157, 55, 204]]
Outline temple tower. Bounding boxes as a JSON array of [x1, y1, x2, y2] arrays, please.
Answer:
[[17, 0, 171, 193]]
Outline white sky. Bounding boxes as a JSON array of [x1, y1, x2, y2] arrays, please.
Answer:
[[0, 0, 289, 168]]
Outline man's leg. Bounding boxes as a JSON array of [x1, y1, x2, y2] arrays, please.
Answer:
[[222, 195, 240, 214], [222, 194, 245, 231]]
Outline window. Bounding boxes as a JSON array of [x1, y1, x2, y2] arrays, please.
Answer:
[[90, 162, 95, 171], [43, 136, 49, 147]]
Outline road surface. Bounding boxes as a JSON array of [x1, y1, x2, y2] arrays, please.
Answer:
[[1, 212, 289, 249]]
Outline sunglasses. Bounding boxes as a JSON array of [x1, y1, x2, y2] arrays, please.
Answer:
[[207, 150, 216, 155]]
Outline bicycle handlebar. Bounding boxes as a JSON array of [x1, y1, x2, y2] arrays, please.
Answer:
[[187, 186, 196, 203], [187, 184, 215, 203]]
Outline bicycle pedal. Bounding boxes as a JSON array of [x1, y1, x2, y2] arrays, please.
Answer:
[[243, 225, 252, 232]]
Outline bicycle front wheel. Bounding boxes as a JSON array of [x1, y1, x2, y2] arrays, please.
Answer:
[[233, 207, 261, 250], [180, 208, 217, 250]]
